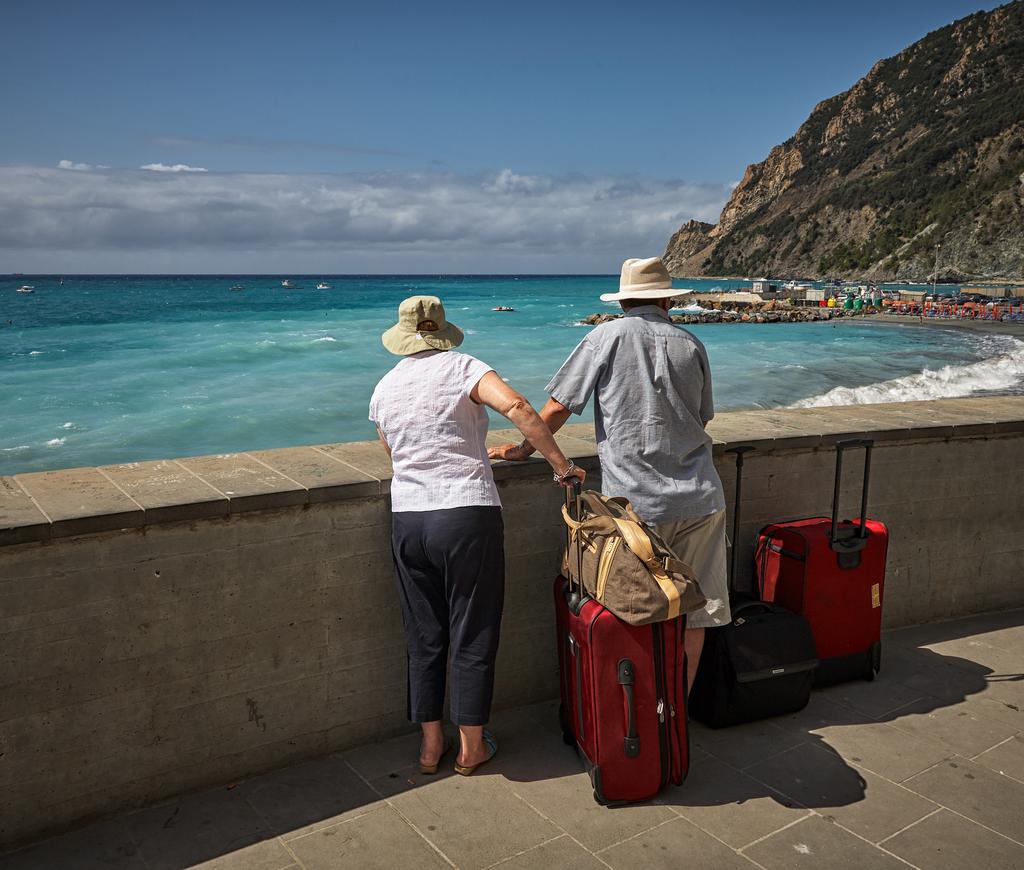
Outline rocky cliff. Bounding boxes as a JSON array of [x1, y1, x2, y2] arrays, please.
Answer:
[[665, 1, 1024, 282]]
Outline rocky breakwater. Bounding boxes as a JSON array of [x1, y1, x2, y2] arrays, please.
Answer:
[[581, 300, 872, 327]]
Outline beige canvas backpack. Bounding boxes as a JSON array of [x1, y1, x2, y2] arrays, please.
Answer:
[[561, 490, 707, 625]]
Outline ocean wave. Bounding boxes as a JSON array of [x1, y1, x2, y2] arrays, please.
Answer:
[[311, 336, 337, 342], [28, 350, 45, 355], [792, 337, 1024, 408], [1, 445, 31, 453], [46, 437, 66, 447]]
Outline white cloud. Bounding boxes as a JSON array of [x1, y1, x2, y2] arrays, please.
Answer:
[[57, 159, 93, 171], [140, 163, 209, 173], [0, 165, 730, 271]]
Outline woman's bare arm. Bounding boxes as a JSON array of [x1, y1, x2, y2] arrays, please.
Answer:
[[471, 372, 585, 485]]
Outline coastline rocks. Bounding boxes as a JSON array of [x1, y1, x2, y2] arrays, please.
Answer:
[[579, 304, 869, 327]]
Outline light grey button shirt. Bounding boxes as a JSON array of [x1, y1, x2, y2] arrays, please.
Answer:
[[546, 305, 725, 524]]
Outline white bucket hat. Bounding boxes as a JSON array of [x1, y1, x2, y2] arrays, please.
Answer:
[[599, 257, 691, 303]]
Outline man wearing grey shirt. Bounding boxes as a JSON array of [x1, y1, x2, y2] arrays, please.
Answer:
[[490, 257, 729, 692]]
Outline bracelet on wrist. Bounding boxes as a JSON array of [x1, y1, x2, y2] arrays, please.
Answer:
[[553, 459, 577, 483]]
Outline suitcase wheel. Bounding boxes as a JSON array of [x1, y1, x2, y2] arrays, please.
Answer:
[[864, 641, 882, 681], [558, 703, 575, 746]]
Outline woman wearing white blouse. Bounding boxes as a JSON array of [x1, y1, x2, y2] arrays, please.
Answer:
[[370, 296, 585, 776]]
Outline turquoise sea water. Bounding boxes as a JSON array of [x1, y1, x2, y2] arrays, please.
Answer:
[[2, 275, 1023, 475]]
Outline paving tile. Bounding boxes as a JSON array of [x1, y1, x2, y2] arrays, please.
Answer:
[[0, 475, 50, 545], [505, 752, 676, 854], [390, 773, 558, 869], [14, 467, 144, 537], [285, 806, 449, 870], [885, 696, 1020, 757], [341, 729, 424, 781], [974, 735, 1024, 782], [689, 718, 806, 770], [599, 817, 756, 869], [315, 442, 393, 492], [903, 756, 1024, 841], [368, 762, 458, 798], [877, 643, 992, 705], [490, 835, 606, 869], [774, 698, 954, 782], [125, 787, 291, 870], [98, 460, 228, 523], [744, 741, 936, 842], [743, 815, 908, 869], [815, 673, 927, 720], [658, 749, 810, 848], [238, 754, 381, 840], [963, 696, 1024, 732], [884, 610, 1024, 651], [967, 622, 1024, 656], [251, 446, 378, 502], [883, 808, 1024, 869], [0, 818, 145, 870], [176, 453, 307, 513], [773, 695, 871, 734]]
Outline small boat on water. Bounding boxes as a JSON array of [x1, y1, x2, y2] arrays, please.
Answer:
[[16, 285, 34, 294], [492, 306, 515, 312], [316, 282, 331, 290], [281, 279, 294, 289]]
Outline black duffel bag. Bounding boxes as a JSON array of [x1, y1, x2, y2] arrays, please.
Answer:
[[689, 596, 817, 728]]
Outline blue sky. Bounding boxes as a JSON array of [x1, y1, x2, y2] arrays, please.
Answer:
[[0, 0, 1005, 272]]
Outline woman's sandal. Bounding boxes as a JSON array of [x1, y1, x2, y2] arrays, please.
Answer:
[[419, 737, 454, 775], [454, 730, 498, 776]]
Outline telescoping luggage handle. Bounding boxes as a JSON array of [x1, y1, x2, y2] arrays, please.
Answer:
[[564, 479, 587, 614], [725, 445, 756, 595], [831, 438, 874, 563]]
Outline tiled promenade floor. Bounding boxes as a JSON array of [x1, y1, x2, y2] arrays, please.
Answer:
[[4, 609, 1023, 869]]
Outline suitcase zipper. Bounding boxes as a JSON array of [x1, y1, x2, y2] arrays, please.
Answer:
[[651, 624, 670, 786]]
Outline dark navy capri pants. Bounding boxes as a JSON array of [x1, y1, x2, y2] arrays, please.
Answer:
[[390, 506, 505, 725]]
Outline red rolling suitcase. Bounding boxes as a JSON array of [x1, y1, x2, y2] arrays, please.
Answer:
[[756, 438, 889, 685], [555, 484, 689, 804]]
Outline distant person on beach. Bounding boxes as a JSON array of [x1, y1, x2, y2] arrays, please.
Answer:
[[489, 257, 728, 692], [370, 295, 585, 776]]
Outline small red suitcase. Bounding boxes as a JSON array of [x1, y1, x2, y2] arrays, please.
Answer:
[[755, 439, 889, 685], [555, 486, 689, 804]]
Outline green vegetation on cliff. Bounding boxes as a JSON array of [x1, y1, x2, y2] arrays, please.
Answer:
[[666, 1, 1024, 281]]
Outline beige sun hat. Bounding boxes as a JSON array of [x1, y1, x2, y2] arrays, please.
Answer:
[[381, 295, 465, 356], [599, 256, 691, 302]]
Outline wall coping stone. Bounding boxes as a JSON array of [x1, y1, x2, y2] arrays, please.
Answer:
[[2, 396, 1023, 547]]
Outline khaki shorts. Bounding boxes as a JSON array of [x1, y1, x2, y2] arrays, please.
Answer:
[[656, 510, 730, 629]]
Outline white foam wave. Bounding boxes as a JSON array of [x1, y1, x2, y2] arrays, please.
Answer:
[[312, 336, 337, 343], [792, 338, 1024, 408], [2, 445, 31, 453], [46, 437, 66, 447], [28, 350, 45, 355], [61, 421, 75, 429]]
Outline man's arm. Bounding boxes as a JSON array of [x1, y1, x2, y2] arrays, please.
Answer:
[[488, 397, 572, 461]]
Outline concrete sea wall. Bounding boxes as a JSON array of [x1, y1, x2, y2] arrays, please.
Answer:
[[2, 396, 1023, 844]]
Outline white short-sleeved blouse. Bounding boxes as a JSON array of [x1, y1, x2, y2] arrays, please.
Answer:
[[369, 350, 500, 512]]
